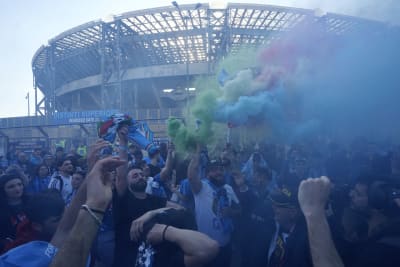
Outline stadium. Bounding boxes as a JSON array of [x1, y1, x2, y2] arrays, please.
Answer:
[[0, 2, 385, 153]]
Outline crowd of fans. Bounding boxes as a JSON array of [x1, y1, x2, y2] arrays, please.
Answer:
[[0, 129, 399, 267]]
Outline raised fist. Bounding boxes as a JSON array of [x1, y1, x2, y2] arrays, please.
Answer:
[[298, 176, 331, 217]]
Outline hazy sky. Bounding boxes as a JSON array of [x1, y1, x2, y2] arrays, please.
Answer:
[[0, 0, 398, 118]]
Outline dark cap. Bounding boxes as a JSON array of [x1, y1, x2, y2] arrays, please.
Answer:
[[207, 159, 225, 168], [56, 147, 64, 152], [148, 146, 160, 158], [269, 187, 298, 208]]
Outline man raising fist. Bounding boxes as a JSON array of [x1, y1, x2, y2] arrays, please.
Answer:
[[298, 176, 344, 267]]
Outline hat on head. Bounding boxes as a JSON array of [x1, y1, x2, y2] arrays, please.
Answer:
[[269, 186, 299, 208], [207, 159, 225, 169], [55, 147, 64, 152], [205, 159, 227, 174], [148, 146, 160, 158]]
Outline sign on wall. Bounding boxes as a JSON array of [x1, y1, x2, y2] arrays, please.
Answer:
[[52, 110, 119, 124]]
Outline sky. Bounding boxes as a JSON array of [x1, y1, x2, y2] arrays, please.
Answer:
[[0, 0, 398, 118]]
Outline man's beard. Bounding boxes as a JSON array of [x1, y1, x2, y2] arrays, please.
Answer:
[[129, 179, 147, 192]]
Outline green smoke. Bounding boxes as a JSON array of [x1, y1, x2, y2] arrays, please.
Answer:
[[167, 47, 260, 153], [167, 88, 219, 153], [167, 117, 198, 153]]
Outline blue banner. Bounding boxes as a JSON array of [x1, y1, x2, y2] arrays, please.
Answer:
[[52, 110, 119, 124]]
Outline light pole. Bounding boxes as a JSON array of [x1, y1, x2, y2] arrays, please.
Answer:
[[25, 92, 30, 116]]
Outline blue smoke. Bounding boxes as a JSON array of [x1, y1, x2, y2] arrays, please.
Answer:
[[213, 21, 400, 143]]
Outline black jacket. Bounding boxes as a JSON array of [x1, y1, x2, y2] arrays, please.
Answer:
[[352, 219, 400, 267], [248, 218, 312, 267]]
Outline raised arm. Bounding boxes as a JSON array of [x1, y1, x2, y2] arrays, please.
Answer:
[[298, 176, 344, 267], [159, 145, 175, 182], [187, 145, 203, 194], [147, 224, 219, 267], [50, 157, 126, 267], [115, 125, 129, 196], [87, 139, 111, 171], [50, 140, 109, 248]]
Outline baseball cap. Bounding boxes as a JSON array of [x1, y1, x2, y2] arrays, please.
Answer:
[[148, 146, 160, 158], [207, 159, 226, 168], [269, 187, 299, 208]]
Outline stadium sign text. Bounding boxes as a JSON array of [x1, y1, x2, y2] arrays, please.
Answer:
[[52, 110, 119, 124]]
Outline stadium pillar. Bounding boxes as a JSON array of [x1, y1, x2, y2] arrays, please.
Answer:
[[46, 44, 57, 115], [100, 22, 107, 110], [207, 4, 229, 73], [116, 21, 123, 112], [172, 2, 202, 114]]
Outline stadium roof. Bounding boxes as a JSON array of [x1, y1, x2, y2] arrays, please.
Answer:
[[32, 2, 383, 98]]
